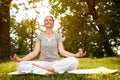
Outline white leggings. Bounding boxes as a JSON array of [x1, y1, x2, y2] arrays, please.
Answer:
[[17, 57, 78, 75]]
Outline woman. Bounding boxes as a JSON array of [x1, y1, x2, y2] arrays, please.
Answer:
[[10, 16, 86, 75]]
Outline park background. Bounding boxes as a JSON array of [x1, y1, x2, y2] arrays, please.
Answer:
[[0, 0, 120, 80]]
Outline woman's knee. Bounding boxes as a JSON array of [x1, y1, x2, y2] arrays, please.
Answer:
[[17, 61, 32, 73], [66, 57, 79, 71], [17, 61, 24, 68], [17, 61, 26, 71], [68, 57, 78, 64]]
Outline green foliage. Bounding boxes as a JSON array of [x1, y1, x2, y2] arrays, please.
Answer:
[[49, 0, 120, 57], [10, 18, 40, 55], [10, 0, 46, 55]]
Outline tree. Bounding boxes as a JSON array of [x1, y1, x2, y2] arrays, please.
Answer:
[[0, 0, 12, 61], [85, 0, 115, 57], [10, 18, 40, 55], [49, 0, 120, 57], [10, 0, 43, 55]]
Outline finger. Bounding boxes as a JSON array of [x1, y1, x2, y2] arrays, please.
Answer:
[[78, 52, 83, 57], [13, 54, 17, 59], [10, 56, 17, 61], [14, 53, 17, 57], [10, 56, 14, 60], [79, 48, 83, 52], [79, 50, 84, 54], [13, 54, 15, 58], [12, 54, 17, 61], [83, 51, 87, 56]]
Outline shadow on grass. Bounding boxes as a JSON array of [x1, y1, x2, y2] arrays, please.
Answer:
[[0, 73, 120, 80], [0, 73, 92, 80]]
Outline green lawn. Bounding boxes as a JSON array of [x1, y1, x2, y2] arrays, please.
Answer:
[[0, 57, 120, 80]]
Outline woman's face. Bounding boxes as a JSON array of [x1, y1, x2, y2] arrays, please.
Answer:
[[44, 16, 54, 28]]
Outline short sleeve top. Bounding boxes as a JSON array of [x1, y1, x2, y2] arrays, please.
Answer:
[[36, 32, 63, 62]]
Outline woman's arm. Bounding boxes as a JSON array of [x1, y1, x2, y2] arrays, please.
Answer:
[[10, 42, 41, 62], [58, 41, 86, 58]]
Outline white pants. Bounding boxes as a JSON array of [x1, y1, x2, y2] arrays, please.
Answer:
[[17, 57, 78, 75]]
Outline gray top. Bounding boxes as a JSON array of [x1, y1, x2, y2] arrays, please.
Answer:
[[36, 32, 63, 62]]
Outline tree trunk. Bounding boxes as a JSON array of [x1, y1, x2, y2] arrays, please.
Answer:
[[86, 0, 115, 57], [0, 0, 11, 61], [30, 28, 33, 52], [30, 18, 36, 52]]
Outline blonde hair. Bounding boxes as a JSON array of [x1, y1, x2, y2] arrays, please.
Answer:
[[44, 16, 54, 23]]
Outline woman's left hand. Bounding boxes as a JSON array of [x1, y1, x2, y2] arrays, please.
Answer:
[[75, 48, 86, 58], [10, 54, 22, 62]]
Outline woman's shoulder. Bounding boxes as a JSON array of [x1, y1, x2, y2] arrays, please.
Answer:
[[55, 32, 63, 39], [55, 32, 62, 37], [38, 32, 44, 35], [37, 32, 44, 38], [55, 32, 62, 35]]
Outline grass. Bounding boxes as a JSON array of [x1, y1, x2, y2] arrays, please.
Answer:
[[0, 57, 120, 80]]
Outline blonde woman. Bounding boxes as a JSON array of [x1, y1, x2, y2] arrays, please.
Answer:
[[10, 16, 86, 75]]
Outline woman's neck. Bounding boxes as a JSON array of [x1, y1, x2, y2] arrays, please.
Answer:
[[44, 29, 55, 39], [45, 29, 54, 35]]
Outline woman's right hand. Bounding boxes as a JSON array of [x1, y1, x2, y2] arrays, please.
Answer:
[[10, 54, 22, 62], [75, 48, 86, 58]]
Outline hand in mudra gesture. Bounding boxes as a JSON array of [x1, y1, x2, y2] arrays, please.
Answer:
[[10, 54, 22, 62], [75, 48, 86, 57]]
